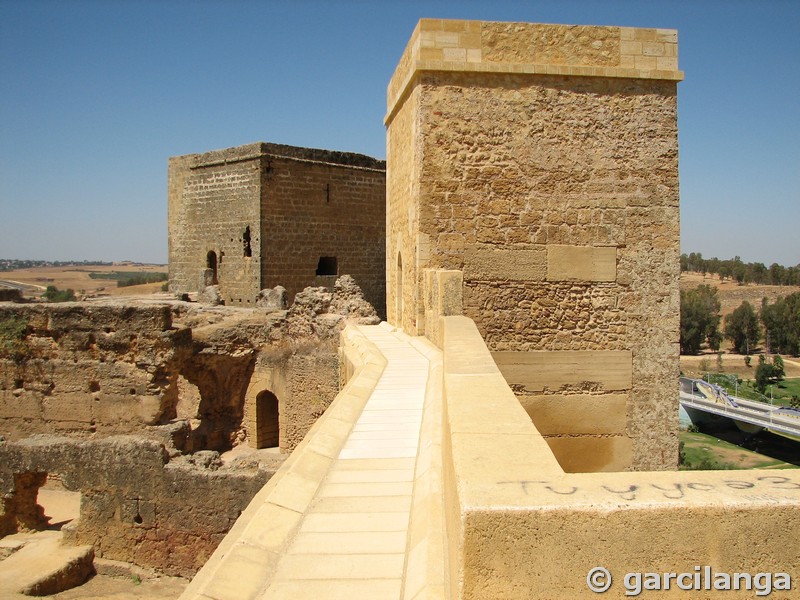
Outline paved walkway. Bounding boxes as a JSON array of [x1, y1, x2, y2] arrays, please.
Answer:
[[258, 325, 430, 599]]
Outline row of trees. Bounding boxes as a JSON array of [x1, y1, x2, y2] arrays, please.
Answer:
[[680, 287, 800, 357], [681, 253, 800, 287]]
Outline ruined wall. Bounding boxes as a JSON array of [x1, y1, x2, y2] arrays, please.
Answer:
[[168, 144, 263, 306], [0, 435, 275, 577], [0, 303, 187, 439], [386, 20, 682, 471], [169, 142, 387, 316], [0, 282, 378, 576], [262, 154, 386, 317], [1, 280, 375, 453]]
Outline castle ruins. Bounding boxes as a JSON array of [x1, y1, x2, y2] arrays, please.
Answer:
[[3, 17, 798, 600]]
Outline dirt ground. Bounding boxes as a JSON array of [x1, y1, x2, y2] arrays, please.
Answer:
[[47, 574, 187, 600], [680, 271, 800, 318], [0, 264, 167, 298], [680, 354, 800, 379]]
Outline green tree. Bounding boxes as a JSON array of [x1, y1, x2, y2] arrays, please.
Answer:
[[680, 285, 721, 355], [754, 362, 774, 393], [761, 293, 800, 356], [43, 285, 76, 302], [0, 316, 29, 363], [754, 355, 784, 394], [724, 301, 760, 354], [773, 355, 785, 382]]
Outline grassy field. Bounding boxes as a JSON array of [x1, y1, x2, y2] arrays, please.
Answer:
[[680, 430, 799, 470]]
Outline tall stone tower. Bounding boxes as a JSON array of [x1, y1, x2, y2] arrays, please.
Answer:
[[386, 20, 683, 470]]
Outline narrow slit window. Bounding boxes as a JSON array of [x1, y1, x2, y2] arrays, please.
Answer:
[[243, 226, 252, 257]]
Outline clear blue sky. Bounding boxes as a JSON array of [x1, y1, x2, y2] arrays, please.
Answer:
[[1, 0, 798, 267]]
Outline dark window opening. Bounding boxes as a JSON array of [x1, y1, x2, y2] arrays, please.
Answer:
[[256, 390, 280, 448], [206, 251, 219, 285], [316, 256, 338, 276], [243, 226, 252, 258]]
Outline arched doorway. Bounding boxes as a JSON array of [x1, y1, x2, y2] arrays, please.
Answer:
[[206, 251, 219, 285], [255, 390, 279, 448], [396, 251, 403, 325]]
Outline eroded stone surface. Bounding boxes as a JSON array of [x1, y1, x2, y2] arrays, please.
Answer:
[[0, 276, 381, 576]]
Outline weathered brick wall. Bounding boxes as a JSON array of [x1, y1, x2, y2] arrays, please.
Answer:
[[0, 436, 275, 577], [262, 155, 386, 316], [168, 144, 263, 306], [387, 19, 682, 471]]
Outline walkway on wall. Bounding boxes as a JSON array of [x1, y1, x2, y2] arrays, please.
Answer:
[[257, 324, 431, 599]]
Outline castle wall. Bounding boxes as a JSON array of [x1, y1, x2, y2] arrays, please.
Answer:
[[168, 144, 263, 306], [0, 303, 185, 440], [386, 86, 422, 332], [386, 20, 682, 470], [261, 155, 386, 315], [0, 436, 274, 577]]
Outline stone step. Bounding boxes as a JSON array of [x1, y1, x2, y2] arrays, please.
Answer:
[[0, 530, 94, 596]]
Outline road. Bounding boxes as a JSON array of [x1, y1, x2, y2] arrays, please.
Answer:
[[680, 379, 800, 440], [0, 279, 45, 292]]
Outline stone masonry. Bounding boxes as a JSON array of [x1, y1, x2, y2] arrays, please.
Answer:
[[169, 142, 387, 316], [386, 20, 683, 471]]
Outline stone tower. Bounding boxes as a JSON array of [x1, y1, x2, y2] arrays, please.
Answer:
[[168, 142, 387, 314], [386, 20, 683, 470]]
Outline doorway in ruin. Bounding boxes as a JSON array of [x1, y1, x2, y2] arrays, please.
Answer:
[[255, 390, 279, 448], [396, 251, 403, 325], [206, 251, 219, 285], [37, 475, 81, 530], [2, 472, 81, 535]]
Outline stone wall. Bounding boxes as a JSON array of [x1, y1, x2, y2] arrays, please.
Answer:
[[261, 154, 386, 316], [168, 144, 263, 305], [0, 284, 379, 575], [438, 315, 800, 600], [386, 19, 682, 471], [0, 435, 276, 577], [0, 303, 188, 440], [169, 143, 387, 316], [386, 87, 422, 332]]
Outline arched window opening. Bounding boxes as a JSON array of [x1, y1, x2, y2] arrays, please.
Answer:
[[206, 251, 219, 285], [255, 390, 279, 449], [316, 256, 338, 276]]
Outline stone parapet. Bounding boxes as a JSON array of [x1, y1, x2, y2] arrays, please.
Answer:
[[439, 315, 800, 599], [387, 19, 682, 123]]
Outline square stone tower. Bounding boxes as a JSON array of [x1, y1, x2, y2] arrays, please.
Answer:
[[168, 142, 386, 314], [386, 20, 683, 470]]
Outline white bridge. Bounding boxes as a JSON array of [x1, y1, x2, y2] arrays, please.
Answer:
[[679, 377, 800, 441]]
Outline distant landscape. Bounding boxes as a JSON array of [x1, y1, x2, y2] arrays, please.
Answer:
[[0, 260, 168, 298], [679, 254, 800, 413]]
